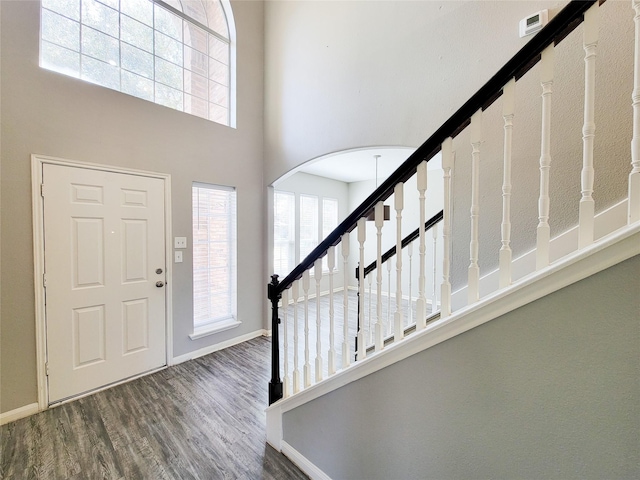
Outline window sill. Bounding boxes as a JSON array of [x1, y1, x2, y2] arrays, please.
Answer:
[[189, 318, 241, 340]]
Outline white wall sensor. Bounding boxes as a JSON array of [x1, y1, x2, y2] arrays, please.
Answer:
[[519, 10, 549, 38]]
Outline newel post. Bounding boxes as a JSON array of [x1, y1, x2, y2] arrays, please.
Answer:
[[268, 274, 283, 405]]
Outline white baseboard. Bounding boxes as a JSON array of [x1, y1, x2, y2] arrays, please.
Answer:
[[172, 329, 269, 365], [281, 440, 332, 480], [0, 403, 40, 425], [451, 198, 628, 311]]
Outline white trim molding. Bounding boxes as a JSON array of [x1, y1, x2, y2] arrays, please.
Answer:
[[0, 403, 40, 426], [189, 318, 241, 340], [451, 198, 629, 310], [281, 441, 332, 480], [173, 328, 269, 365], [31, 154, 174, 408], [266, 222, 640, 449]]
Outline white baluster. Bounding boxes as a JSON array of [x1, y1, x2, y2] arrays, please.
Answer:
[[327, 246, 336, 375], [536, 45, 555, 269], [374, 201, 384, 351], [441, 139, 453, 318], [431, 223, 438, 314], [386, 259, 392, 336], [341, 233, 351, 368], [468, 109, 482, 304], [314, 258, 323, 382], [357, 218, 367, 360], [630, 0, 640, 223], [292, 280, 301, 393], [416, 161, 428, 330], [367, 272, 373, 345], [282, 289, 290, 398], [302, 270, 311, 388], [407, 241, 414, 325], [579, 4, 599, 248], [500, 79, 515, 288], [394, 182, 404, 341]]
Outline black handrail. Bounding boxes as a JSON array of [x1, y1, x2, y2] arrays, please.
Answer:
[[269, 0, 597, 300], [268, 0, 599, 404], [358, 210, 444, 280]]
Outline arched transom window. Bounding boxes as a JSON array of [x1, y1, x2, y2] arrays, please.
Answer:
[[40, 0, 235, 126]]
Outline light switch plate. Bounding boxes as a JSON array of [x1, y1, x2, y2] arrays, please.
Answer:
[[174, 237, 187, 249], [175, 251, 183, 263]]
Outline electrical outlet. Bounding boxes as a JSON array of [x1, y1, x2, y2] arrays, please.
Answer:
[[174, 237, 187, 249]]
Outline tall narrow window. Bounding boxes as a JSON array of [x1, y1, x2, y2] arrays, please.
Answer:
[[322, 197, 338, 271], [274, 191, 295, 277], [299, 194, 318, 263], [40, 0, 235, 126], [192, 183, 237, 333]]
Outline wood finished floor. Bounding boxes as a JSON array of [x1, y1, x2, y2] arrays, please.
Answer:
[[0, 337, 309, 480]]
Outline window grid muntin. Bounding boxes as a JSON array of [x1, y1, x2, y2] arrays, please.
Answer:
[[40, 0, 230, 126], [321, 197, 339, 271], [274, 191, 296, 277]]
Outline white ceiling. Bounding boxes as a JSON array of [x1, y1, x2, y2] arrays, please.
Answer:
[[294, 147, 415, 184]]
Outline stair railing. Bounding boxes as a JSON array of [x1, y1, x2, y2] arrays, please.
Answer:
[[354, 211, 444, 355], [269, 0, 640, 404]]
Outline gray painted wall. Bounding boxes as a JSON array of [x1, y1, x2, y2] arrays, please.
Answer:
[[0, 0, 265, 413], [283, 254, 640, 479]]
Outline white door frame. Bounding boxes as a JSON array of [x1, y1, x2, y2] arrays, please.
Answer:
[[31, 154, 174, 411]]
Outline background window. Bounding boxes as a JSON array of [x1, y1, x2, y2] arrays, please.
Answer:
[[192, 183, 236, 329], [274, 190, 340, 277], [299, 194, 318, 264], [40, 0, 233, 126], [274, 191, 295, 277], [322, 197, 338, 271]]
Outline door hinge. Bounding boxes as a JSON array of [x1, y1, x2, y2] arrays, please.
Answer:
[[40, 183, 45, 197], [43, 273, 47, 287], [45, 362, 50, 376]]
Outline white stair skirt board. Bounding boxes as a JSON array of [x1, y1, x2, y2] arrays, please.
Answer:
[[266, 221, 640, 451], [0, 403, 40, 426], [281, 441, 332, 480], [172, 329, 269, 365], [451, 199, 628, 311]]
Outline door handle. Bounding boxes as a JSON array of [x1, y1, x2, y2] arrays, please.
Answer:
[[156, 281, 165, 288]]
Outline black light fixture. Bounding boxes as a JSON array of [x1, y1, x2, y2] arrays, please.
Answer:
[[366, 154, 391, 221]]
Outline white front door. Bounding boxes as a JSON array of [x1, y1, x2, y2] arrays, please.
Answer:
[[43, 163, 167, 403]]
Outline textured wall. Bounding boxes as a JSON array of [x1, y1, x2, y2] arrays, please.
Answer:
[[264, 0, 633, 289], [0, 0, 265, 413], [264, 0, 567, 183], [283, 254, 640, 479]]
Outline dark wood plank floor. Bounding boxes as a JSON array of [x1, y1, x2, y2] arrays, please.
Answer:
[[0, 337, 309, 480]]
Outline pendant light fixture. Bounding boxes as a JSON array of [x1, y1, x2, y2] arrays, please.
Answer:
[[366, 154, 391, 221]]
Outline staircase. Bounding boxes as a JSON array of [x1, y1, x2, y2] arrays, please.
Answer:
[[266, 1, 640, 478]]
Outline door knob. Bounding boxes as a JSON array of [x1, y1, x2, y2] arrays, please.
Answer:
[[156, 281, 165, 288]]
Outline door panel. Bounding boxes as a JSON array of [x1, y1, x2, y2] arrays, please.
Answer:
[[43, 164, 166, 403]]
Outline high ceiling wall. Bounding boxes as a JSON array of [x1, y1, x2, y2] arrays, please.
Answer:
[[263, 0, 569, 184], [264, 0, 633, 287]]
